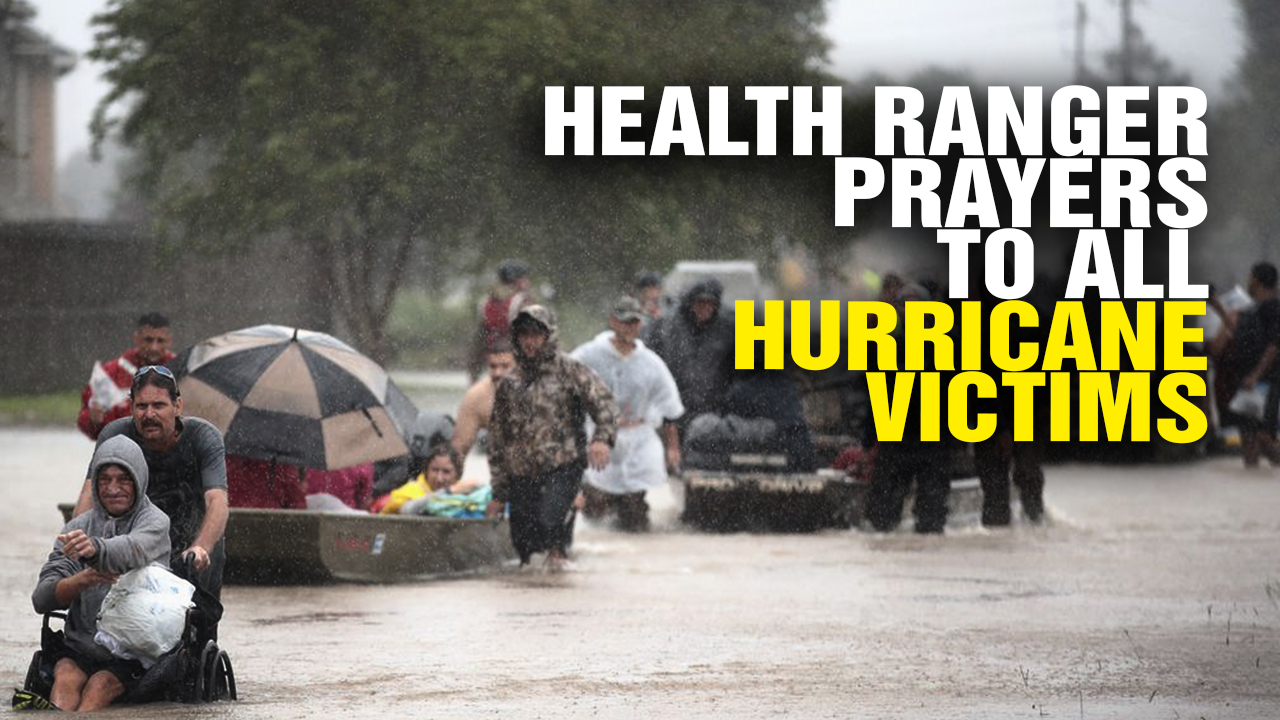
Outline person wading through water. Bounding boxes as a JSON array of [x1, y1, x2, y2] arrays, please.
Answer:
[[486, 305, 619, 570]]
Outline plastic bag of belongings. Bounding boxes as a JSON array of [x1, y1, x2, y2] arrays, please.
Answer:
[[94, 564, 195, 668]]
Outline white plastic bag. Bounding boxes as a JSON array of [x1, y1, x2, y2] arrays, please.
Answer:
[[1228, 383, 1270, 421], [1219, 285, 1254, 313], [88, 362, 129, 412], [95, 564, 195, 667]]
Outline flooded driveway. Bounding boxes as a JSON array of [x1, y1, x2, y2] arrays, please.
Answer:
[[2, 427, 1278, 718]]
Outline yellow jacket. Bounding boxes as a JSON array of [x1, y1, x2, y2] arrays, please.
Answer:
[[378, 476, 432, 515]]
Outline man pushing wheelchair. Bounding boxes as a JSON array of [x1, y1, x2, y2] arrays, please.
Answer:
[[16, 365, 232, 711]]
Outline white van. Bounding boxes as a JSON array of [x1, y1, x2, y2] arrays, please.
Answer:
[[660, 260, 773, 317]]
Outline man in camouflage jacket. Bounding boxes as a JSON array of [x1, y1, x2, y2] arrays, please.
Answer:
[[486, 305, 619, 567]]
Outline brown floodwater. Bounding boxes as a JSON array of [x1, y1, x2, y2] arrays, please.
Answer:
[[2, 427, 1279, 718]]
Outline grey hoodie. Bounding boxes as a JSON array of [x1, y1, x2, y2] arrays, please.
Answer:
[[33, 435, 172, 663]]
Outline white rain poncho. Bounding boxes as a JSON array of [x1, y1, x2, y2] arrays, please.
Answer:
[[572, 332, 684, 494]]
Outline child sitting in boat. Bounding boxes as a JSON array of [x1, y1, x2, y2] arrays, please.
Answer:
[[374, 445, 490, 518]]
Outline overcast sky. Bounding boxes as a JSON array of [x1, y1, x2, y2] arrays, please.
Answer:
[[33, 0, 1245, 166]]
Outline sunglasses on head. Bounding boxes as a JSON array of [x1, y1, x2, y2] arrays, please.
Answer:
[[134, 365, 175, 380], [131, 365, 180, 397]]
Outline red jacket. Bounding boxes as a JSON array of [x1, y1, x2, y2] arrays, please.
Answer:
[[226, 455, 307, 510], [77, 348, 177, 440], [226, 456, 374, 511], [478, 290, 532, 352], [305, 463, 375, 511]]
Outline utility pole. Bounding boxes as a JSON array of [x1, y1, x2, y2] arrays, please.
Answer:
[[1119, 0, 1134, 85], [1075, 1, 1088, 84]]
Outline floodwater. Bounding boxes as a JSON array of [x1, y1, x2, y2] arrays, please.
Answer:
[[3, 425, 1279, 719]]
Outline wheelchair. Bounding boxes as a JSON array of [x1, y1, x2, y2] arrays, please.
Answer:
[[21, 566, 236, 706]]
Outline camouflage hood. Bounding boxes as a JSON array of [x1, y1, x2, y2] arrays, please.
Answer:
[[511, 304, 560, 372]]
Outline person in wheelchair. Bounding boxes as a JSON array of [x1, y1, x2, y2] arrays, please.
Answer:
[[29, 435, 171, 712]]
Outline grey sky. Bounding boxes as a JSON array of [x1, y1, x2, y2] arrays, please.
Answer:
[[33, 0, 1245, 166], [828, 0, 1243, 89]]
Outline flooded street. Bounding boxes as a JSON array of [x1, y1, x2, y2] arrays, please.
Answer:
[[3, 426, 1279, 719]]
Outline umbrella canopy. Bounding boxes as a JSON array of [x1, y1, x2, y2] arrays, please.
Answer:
[[171, 325, 418, 469]]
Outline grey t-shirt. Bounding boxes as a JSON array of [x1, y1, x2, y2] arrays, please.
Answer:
[[94, 416, 227, 553]]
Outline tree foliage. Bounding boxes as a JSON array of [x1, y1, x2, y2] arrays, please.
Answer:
[[90, 0, 836, 360]]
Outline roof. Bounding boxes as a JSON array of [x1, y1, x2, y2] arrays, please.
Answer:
[[6, 15, 77, 75]]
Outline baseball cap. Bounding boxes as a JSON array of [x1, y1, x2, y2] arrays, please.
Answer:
[[497, 260, 530, 284], [611, 295, 645, 322]]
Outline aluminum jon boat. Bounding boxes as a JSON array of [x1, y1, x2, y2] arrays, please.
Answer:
[[59, 504, 516, 584]]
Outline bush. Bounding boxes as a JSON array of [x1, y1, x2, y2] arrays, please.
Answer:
[[0, 392, 81, 427], [385, 289, 477, 370], [386, 288, 612, 370]]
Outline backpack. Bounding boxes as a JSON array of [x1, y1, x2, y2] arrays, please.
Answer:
[[479, 291, 528, 351]]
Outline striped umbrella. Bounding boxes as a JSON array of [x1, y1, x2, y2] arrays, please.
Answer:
[[171, 325, 418, 469]]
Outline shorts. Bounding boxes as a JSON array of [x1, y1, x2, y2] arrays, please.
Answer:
[[51, 647, 146, 691]]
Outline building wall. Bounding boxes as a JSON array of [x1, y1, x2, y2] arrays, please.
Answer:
[[0, 222, 333, 394], [0, 15, 74, 220], [25, 55, 57, 209]]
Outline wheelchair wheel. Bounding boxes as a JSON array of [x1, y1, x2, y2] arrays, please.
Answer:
[[192, 640, 218, 703], [200, 641, 239, 703], [23, 650, 45, 695], [209, 650, 236, 701]]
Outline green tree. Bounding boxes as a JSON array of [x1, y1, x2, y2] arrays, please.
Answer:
[[91, 0, 834, 360], [1098, 23, 1190, 87]]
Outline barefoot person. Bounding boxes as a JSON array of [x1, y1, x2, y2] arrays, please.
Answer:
[[32, 436, 171, 712]]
